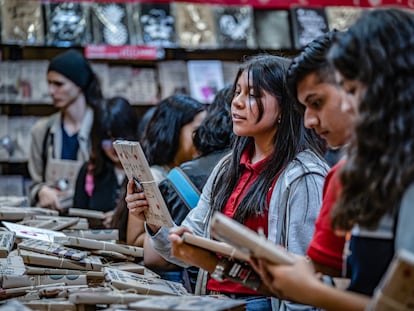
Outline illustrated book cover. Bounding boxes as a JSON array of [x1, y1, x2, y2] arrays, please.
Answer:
[[112, 140, 174, 228]]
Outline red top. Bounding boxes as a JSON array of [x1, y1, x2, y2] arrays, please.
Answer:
[[306, 159, 346, 270], [207, 147, 275, 295]]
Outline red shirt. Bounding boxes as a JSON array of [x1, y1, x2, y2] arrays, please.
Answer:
[[207, 147, 274, 295], [306, 160, 346, 270]]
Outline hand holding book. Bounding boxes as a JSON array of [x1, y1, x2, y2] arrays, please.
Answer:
[[113, 140, 174, 228], [210, 211, 296, 265]]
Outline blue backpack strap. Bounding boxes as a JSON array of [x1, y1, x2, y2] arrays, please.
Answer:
[[167, 167, 200, 209]]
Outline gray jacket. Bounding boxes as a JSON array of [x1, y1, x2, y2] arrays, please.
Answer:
[[149, 149, 329, 310], [28, 108, 93, 205]]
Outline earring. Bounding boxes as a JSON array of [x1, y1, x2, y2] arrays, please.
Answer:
[[277, 118, 281, 124]]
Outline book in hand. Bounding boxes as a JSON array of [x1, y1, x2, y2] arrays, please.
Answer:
[[182, 233, 250, 262], [112, 140, 174, 228], [210, 211, 296, 265], [368, 249, 414, 311]]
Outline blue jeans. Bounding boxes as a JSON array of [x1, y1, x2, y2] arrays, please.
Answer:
[[245, 296, 272, 311]]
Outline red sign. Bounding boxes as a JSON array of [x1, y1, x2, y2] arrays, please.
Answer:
[[84, 45, 164, 60]]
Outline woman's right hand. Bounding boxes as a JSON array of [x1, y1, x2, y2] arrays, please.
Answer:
[[38, 185, 62, 212], [125, 178, 149, 221]]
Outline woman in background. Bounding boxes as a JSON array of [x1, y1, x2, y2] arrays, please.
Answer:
[[73, 96, 138, 228]]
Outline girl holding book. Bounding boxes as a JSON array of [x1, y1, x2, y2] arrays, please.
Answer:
[[126, 54, 329, 311], [251, 8, 414, 311], [73, 96, 139, 229]]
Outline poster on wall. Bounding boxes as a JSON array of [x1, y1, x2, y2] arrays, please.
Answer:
[[290, 7, 329, 50], [43, 2, 91, 47]]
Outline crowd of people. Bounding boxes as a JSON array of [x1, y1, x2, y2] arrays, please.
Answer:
[[27, 7, 413, 311]]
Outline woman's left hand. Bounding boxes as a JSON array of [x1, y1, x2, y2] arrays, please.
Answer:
[[250, 256, 320, 304], [102, 210, 114, 228], [169, 227, 218, 273]]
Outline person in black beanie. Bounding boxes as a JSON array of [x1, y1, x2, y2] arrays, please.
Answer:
[[28, 49, 103, 212]]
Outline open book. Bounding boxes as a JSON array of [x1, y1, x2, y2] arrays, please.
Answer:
[[112, 140, 174, 228], [368, 249, 414, 311], [210, 211, 296, 265]]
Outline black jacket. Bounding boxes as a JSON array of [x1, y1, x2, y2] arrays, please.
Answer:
[[159, 149, 229, 225]]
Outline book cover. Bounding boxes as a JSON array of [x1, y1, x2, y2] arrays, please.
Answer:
[[104, 267, 188, 295], [222, 61, 240, 86], [325, 6, 363, 32], [106, 65, 133, 99], [90, 2, 132, 46], [128, 295, 246, 311], [0, 231, 15, 258], [19, 249, 102, 272], [157, 60, 190, 99], [2, 274, 87, 289], [182, 232, 250, 262], [1, 0, 44, 45], [67, 207, 104, 220], [210, 211, 296, 265], [90, 62, 110, 98], [55, 236, 143, 258], [112, 140, 174, 227], [173, 2, 217, 49], [0, 62, 20, 103], [68, 289, 147, 304], [20, 215, 81, 231], [7, 116, 38, 162], [128, 2, 144, 45], [290, 7, 329, 50], [43, 2, 91, 47], [0, 256, 26, 277], [18, 238, 90, 261], [19, 61, 51, 103], [2, 221, 66, 242], [139, 2, 177, 47], [187, 60, 224, 104], [129, 67, 159, 105], [368, 249, 414, 311], [213, 5, 255, 49], [254, 9, 292, 50], [0, 207, 58, 222], [62, 229, 119, 241]]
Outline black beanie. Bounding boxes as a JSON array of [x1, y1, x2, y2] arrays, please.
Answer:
[[48, 49, 93, 93]]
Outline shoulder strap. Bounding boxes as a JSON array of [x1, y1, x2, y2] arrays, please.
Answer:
[[41, 121, 53, 181], [167, 167, 200, 210]]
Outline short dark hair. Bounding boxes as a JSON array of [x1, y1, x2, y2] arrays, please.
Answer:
[[286, 31, 337, 103]]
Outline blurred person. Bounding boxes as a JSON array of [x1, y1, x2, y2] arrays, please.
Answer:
[[73, 96, 139, 228], [28, 49, 102, 212]]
